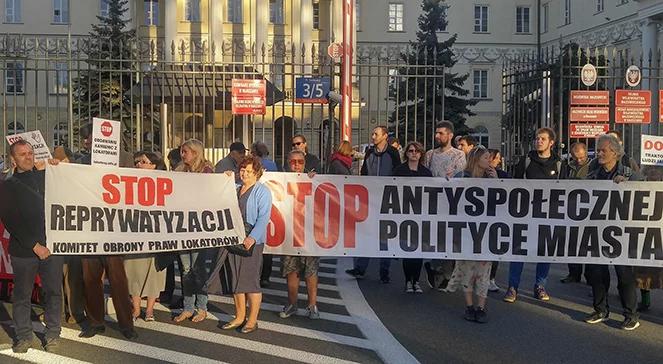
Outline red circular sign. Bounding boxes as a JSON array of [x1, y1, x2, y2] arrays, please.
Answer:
[[100, 121, 113, 137], [327, 43, 343, 59]]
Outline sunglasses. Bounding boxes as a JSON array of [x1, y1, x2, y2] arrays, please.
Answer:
[[292, 141, 304, 147], [289, 159, 305, 165]]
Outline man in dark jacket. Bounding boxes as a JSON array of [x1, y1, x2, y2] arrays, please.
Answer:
[[346, 126, 400, 283], [584, 134, 641, 331], [504, 127, 560, 304], [0, 140, 64, 353]]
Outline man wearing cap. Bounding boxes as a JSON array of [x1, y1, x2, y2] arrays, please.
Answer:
[[215, 142, 247, 183]]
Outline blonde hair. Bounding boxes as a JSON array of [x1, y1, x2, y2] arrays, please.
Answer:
[[175, 139, 213, 173], [465, 146, 490, 178], [336, 141, 353, 157]]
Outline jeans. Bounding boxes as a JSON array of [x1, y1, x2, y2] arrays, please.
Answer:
[[354, 257, 391, 279], [180, 250, 208, 313], [586, 264, 638, 320], [508, 262, 550, 290], [12, 255, 63, 341]]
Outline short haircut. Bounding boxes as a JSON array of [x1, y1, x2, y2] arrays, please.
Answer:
[[251, 141, 270, 158], [570, 142, 587, 153], [288, 149, 306, 161], [9, 139, 32, 157], [238, 155, 264, 180], [292, 134, 307, 143], [374, 125, 389, 135], [597, 134, 624, 159], [435, 121, 454, 134], [458, 135, 477, 146], [606, 129, 623, 142], [536, 127, 556, 142]]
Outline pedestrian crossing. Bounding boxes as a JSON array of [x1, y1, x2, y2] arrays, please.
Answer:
[[0, 257, 391, 364]]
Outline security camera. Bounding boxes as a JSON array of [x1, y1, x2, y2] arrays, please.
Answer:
[[327, 91, 342, 106]]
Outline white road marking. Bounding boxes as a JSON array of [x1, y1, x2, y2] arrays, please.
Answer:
[[0, 348, 92, 364]]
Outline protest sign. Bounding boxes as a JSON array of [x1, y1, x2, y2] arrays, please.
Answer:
[[641, 134, 663, 166], [5, 130, 53, 160], [262, 172, 663, 267], [45, 164, 245, 255], [91, 117, 121, 167]]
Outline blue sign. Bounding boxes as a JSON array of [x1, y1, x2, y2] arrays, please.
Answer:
[[295, 77, 331, 104]]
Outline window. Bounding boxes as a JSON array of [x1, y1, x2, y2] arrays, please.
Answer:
[[6, 62, 24, 93], [269, 0, 283, 24], [440, 5, 448, 32], [7, 122, 25, 135], [53, 0, 69, 23], [596, 0, 604, 13], [144, 0, 158, 25], [471, 125, 489, 147], [355, 0, 360, 31], [473, 70, 488, 99], [388, 3, 403, 32], [51, 62, 68, 94], [184, 0, 200, 22], [5, 0, 21, 23], [100, 0, 110, 18], [617, 0, 629, 5], [313, 1, 320, 29], [227, 0, 242, 23], [542, 3, 548, 33], [516, 6, 530, 33], [562, 0, 571, 25], [474, 5, 488, 33]]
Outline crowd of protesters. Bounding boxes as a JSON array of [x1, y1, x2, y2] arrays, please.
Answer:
[[1, 119, 662, 355]]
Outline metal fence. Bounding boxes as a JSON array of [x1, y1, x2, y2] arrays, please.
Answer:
[[0, 34, 446, 170], [502, 44, 662, 168]]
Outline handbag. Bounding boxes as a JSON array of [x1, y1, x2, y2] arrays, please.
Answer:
[[225, 222, 255, 257]]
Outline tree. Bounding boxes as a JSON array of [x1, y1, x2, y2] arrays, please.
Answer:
[[72, 0, 138, 151], [389, 0, 476, 143]]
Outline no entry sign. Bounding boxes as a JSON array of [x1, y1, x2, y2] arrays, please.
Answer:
[[231, 79, 266, 115]]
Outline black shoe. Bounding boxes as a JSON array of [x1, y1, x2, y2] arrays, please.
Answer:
[[621, 317, 641, 331], [584, 311, 609, 324], [170, 297, 184, 309], [380, 276, 390, 284], [12, 339, 31, 353], [345, 268, 364, 279], [637, 302, 650, 313], [424, 262, 436, 289], [121, 328, 139, 340], [464, 306, 476, 322], [560, 275, 581, 284], [474, 307, 489, 323], [260, 279, 271, 288], [79, 325, 105, 338], [158, 293, 173, 304], [43, 337, 60, 352], [437, 279, 450, 291]]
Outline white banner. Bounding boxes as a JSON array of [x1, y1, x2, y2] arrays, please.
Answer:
[[262, 172, 663, 267], [45, 164, 245, 255], [5, 130, 52, 160], [641, 134, 663, 166], [91, 117, 121, 167]]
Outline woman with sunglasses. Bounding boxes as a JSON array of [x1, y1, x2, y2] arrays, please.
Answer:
[[393, 141, 432, 294], [124, 151, 167, 322], [288, 135, 320, 173]]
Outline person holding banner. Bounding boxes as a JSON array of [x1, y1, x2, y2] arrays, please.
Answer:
[[346, 126, 401, 283], [221, 156, 272, 333], [445, 146, 496, 323], [422, 121, 466, 290], [124, 151, 168, 322], [394, 141, 432, 294], [487, 149, 511, 292], [288, 135, 321, 173], [636, 165, 663, 312], [0, 140, 64, 353], [279, 150, 321, 319], [504, 127, 560, 304], [173, 139, 215, 323], [584, 134, 641, 331]]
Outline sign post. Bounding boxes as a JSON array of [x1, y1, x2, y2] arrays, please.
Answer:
[[341, 0, 354, 143], [295, 77, 331, 104]]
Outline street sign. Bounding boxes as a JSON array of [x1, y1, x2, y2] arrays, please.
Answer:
[[91, 117, 121, 167], [327, 43, 343, 59], [570, 107, 610, 122], [570, 90, 609, 105], [616, 107, 651, 124], [616, 89, 651, 107], [295, 77, 331, 104], [231, 79, 266, 115], [570, 124, 609, 138], [615, 89, 652, 123]]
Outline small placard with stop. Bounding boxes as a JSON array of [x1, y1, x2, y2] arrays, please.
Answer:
[[92, 117, 121, 167]]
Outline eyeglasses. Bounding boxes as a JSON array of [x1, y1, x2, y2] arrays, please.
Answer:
[[289, 159, 305, 165], [292, 141, 304, 147]]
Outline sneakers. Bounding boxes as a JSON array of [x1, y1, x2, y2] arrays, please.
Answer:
[[43, 337, 59, 352], [413, 282, 423, 294], [424, 262, 436, 288], [474, 307, 489, 324], [464, 306, 476, 322], [12, 339, 31, 353], [405, 281, 414, 293], [584, 311, 609, 324], [307, 305, 320, 320], [503, 287, 517, 303], [620, 317, 641, 331], [345, 268, 364, 279], [279, 304, 298, 319], [488, 279, 500, 292], [534, 286, 550, 301]]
